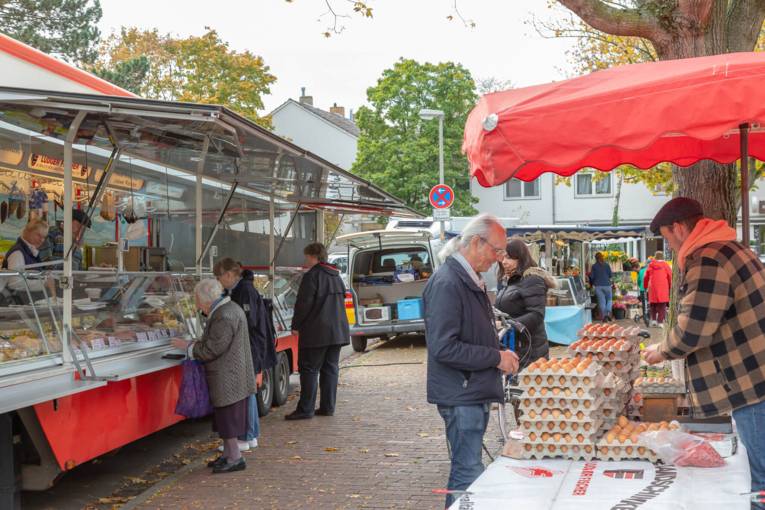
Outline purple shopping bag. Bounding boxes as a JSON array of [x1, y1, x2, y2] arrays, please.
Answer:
[[175, 360, 213, 418]]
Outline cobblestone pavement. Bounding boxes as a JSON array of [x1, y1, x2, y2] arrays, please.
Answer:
[[137, 335, 503, 510]]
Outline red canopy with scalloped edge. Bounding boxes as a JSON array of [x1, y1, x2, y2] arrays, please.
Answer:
[[464, 52, 765, 186]]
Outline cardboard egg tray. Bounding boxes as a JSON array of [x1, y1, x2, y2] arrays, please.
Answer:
[[522, 407, 604, 422], [518, 372, 604, 390], [578, 325, 642, 338], [523, 430, 600, 445], [521, 418, 603, 437], [520, 443, 597, 461], [595, 442, 659, 463], [520, 396, 605, 413], [522, 386, 601, 400], [634, 377, 685, 394]]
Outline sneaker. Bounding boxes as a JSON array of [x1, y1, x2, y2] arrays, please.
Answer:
[[650, 320, 658, 328], [248, 439, 258, 449], [217, 440, 251, 453]]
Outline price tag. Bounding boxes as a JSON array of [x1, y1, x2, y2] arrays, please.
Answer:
[[136, 332, 148, 342], [108, 336, 121, 348], [91, 338, 105, 351]]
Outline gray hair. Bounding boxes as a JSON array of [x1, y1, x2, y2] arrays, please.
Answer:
[[195, 278, 224, 305], [438, 213, 504, 261]]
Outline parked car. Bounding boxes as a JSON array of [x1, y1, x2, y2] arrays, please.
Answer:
[[328, 252, 349, 287], [335, 229, 438, 352]]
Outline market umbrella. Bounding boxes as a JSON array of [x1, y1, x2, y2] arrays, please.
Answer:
[[463, 52, 765, 244]]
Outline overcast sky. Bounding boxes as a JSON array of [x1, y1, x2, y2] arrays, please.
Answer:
[[98, 0, 575, 115]]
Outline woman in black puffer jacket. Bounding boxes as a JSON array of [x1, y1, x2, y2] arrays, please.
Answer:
[[495, 238, 557, 370]]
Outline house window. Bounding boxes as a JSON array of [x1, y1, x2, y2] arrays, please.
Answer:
[[575, 173, 612, 197], [504, 178, 540, 199]]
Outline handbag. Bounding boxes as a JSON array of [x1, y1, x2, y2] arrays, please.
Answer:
[[175, 359, 213, 418]]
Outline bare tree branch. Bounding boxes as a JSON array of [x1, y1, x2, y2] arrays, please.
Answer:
[[557, 0, 663, 40]]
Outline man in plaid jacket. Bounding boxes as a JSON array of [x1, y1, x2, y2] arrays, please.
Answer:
[[644, 197, 765, 504]]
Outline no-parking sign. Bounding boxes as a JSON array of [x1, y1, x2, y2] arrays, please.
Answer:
[[429, 184, 455, 209]]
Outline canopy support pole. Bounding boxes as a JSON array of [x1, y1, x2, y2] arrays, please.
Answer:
[[195, 137, 210, 276], [196, 181, 238, 268], [62, 111, 87, 365], [271, 203, 302, 267], [740, 124, 751, 247]]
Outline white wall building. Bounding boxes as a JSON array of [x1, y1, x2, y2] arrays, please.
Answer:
[[270, 90, 359, 170]]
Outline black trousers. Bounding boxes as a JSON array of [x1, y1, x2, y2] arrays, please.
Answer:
[[296, 345, 341, 415]]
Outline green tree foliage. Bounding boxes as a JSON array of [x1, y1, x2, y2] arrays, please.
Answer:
[[352, 58, 478, 216], [94, 28, 276, 126], [0, 0, 102, 64]]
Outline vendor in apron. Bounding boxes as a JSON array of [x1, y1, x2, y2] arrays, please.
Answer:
[[39, 209, 92, 271], [0, 219, 50, 304]]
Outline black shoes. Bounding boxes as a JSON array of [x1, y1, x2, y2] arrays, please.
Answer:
[[207, 456, 226, 468], [212, 457, 246, 474], [285, 411, 313, 421], [315, 409, 334, 416]]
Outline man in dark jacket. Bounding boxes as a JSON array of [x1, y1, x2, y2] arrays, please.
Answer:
[[286, 243, 350, 420], [424, 214, 519, 509], [214, 258, 277, 451], [644, 197, 765, 507]]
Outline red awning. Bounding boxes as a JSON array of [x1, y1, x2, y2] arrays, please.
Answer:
[[464, 52, 765, 186]]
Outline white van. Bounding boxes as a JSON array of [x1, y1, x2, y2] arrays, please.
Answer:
[[336, 229, 438, 352]]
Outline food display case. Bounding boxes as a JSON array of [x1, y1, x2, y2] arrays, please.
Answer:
[[544, 275, 592, 346]]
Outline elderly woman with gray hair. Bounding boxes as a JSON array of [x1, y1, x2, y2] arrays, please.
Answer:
[[172, 279, 256, 473]]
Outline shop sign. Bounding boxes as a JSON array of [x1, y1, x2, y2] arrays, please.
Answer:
[[28, 153, 92, 178]]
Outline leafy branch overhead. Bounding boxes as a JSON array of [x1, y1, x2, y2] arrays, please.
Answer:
[[93, 28, 276, 127], [352, 58, 479, 216], [0, 0, 103, 64]]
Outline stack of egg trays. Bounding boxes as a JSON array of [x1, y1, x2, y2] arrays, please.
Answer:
[[516, 364, 606, 461], [595, 437, 659, 463], [634, 377, 685, 395]]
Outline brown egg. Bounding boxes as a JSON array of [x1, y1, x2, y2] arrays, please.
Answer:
[[599, 446, 609, 455], [576, 364, 587, 373], [541, 432, 551, 441], [608, 352, 616, 360], [547, 376, 555, 385], [552, 409, 561, 418], [570, 400, 579, 408], [529, 432, 538, 441], [630, 433, 640, 444], [583, 377, 591, 385], [548, 445, 557, 453], [612, 425, 622, 434], [535, 422, 543, 430], [615, 362, 623, 369], [613, 446, 621, 455], [563, 364, 574, 374], [618, 416, 629, 427], [618, 434, 628, 443], [528, 410, 537, 419], [523, 376, 532, 385], [576, 411, 584, 420], [570, 422, 579, 431], [552, 388, 561, 395], [535, 399, 543, 407], [596, 352, 605, 361], [547, 422, 555, 431], [553, 433, 562, 442], [564, 410, 572, 419], [564, 433, 573, 443], [572, 445, 581, 454], [538, 388, 546, 396], [564, 388, 573, 397], [583, 423, 592, 431], [535, 376, 543, 385], [536, 444, 545, 453], [559, 399, 567, 407], [625, 446, 634, 455], [541, 410, 550, 419], [559, 422, 568, 431], [604, 388, 612, 396], [576, 388, 585, 397], [576, 434, 585, 443], [523, 399, 532, 407], [583, 400, 592, 409], [584, 445, 593, 454], [637, 447, 646, 455], [571, 377, 579, 385], [559, 376, 567, 385], [525, 444, 533, 452], [560, 445, 569, 453], [546, 398, 555, 407], [606, 432, 616, 443]]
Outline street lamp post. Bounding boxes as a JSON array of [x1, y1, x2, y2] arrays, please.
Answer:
[[419, 108, 446, 240]]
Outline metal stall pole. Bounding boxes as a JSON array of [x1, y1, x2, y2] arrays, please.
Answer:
[[195, 137, 210, 276], [741, 124, 751, 247], [269, 154, 282, 300], [62, 112, 87, 364]]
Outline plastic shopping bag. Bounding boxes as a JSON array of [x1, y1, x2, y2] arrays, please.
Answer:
[[175, 360, 213, 418], [639, 429, 725, 467]]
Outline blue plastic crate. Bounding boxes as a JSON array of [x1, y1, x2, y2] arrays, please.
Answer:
[[397, 298, 423, 320]]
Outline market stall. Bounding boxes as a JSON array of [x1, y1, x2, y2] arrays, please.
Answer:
[[0, 86, 416, 493], [460, 52, 765, 509]]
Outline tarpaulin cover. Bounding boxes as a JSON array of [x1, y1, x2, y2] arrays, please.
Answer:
[[544, 305, 589, 346], [449, 447, 751, 509], [464, 52, 765, 186]]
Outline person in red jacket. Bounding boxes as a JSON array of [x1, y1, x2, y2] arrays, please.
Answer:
[[643, 251, 672, 326]]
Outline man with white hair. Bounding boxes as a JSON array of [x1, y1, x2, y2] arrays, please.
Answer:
[[172, 279, 257, 474], [424, 214, 519, 509]]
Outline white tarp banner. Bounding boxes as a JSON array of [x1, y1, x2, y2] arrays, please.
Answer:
[[450, 447, 751, 510]]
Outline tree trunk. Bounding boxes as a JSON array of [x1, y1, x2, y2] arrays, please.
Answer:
[[673, 160, 737, 224], [612, 170, 624, 226]]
